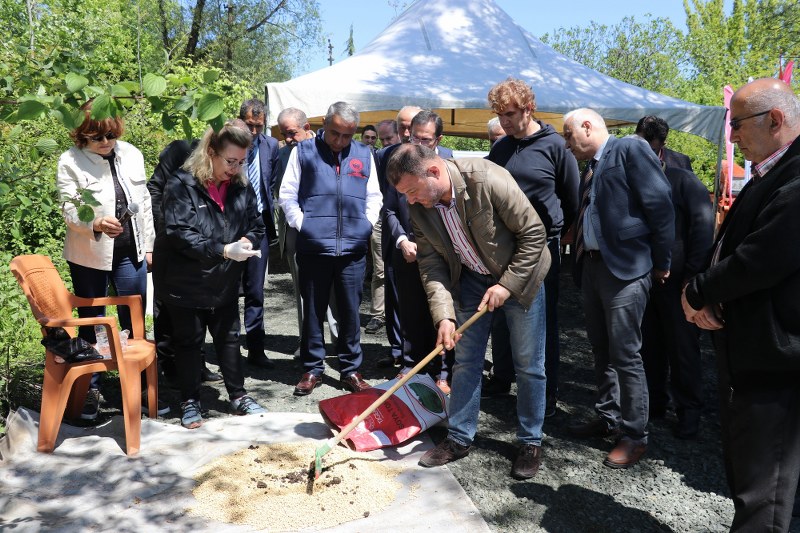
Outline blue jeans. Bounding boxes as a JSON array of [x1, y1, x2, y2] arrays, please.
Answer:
[[490, 237, 560, 398], [69, 253, 147, 390], [68, 253, 147, 343], [448, 269, 547, 446]]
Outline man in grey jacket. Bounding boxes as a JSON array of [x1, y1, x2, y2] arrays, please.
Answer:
[[386, 143, 550, 479]]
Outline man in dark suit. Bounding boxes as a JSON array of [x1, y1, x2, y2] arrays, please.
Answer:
[[683, 78, 800, 530], [563, 108, 674, 469], [635, 116, 693, 172], [635, 117, 714, 439], [384, 110, 453, 393], [374, 108, 421, 369], [408, 109, 453, 158], [239, 99, 279, 369]]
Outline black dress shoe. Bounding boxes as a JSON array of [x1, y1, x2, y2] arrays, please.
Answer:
[[675, 409, 701, 439], [248, 353, 275, 369], [481, 376, 511, 398], [376, 355, 400, 368], [341, 372, 371, 392], [566, 418, 620, 439], [201, 366, 223, 383], [294, 373, 321, 396], [511, 444, 542, 479]]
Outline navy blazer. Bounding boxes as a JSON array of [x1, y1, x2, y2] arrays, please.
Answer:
[[663, 147, 693, 172], [577, 136, 675, 284], [252, 132, 279, 240]]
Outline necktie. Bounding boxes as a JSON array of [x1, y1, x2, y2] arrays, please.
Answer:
[[573, 160, 595, 264], [248, 144, 263, 212]]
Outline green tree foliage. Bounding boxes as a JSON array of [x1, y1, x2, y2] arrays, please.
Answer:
[[541, 16, 687, 95], [0, 0, 322, 427], [149, 0, 323, 93]]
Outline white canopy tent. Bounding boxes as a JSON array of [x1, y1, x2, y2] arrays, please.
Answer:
[[265, 0, 726, 144]]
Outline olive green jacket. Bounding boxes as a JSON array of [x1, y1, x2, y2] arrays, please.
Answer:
[[410, 157, 551, 326]]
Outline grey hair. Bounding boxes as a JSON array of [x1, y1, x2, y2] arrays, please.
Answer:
[[564, 108, 607, 133], [746, 87, 800, 129], [487, 117, 501, 133], [239, 98, 265, 120], [277, 107, 308, 127], [324, 101, 359, 128]]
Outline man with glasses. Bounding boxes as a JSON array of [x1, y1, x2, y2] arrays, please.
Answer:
[[273, 107, 339, 359], [279, 101, 382, 396], [360, 125, 378, 148], [409, 110, 453, 158], [682, 78, 800, 530], [372, 108, 422, 368], [238, 98, 279, 369]]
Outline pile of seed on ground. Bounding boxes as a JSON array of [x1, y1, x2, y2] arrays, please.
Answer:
[[190, 441, 403, 531]]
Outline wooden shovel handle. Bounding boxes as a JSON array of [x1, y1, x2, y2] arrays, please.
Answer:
[[327, 306, 489, 447]]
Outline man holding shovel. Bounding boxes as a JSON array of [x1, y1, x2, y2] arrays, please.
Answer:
[[385, 144, 551, 479]]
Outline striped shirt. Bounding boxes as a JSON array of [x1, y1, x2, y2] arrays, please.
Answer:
[[753, 140, 793, 180], [434, 186, 491, 275]]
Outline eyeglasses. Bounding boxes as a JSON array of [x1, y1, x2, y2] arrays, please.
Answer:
[[410, 136, 437, 147], [218, 155, 247, 169], [729, 110, 771, 131], [86, 132, 118, 142]]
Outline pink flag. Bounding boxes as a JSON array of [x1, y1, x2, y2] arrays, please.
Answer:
[[780, 60, 794, 84], [724, 85, 735, 202]]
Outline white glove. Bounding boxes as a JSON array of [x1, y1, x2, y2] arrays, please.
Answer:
[[224, 241, 261, 261]]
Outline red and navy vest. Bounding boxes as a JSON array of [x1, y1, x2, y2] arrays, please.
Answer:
[[295, 130, 373, 256]]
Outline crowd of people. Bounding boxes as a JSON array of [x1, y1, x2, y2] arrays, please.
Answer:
[[54, 76, 800, 532]]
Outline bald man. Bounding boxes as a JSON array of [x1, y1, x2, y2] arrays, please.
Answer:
[[683, 78, 800, 531], [563, 108, 674, 470]]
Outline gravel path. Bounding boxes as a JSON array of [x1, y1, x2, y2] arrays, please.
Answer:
[[94, 251, 800, 532]]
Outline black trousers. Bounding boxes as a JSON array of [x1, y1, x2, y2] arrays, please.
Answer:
[[715, 336, 800, 532], [640, 279, 704, 417], [241, 213, 271, 352], [383, 261, 404, 360], [393, 254, 452, 377], [166, 300, 246, 402]]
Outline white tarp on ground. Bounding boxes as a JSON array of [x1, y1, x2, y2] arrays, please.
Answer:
[[265, 0, 725, 143], [0, 408, 488, 532]]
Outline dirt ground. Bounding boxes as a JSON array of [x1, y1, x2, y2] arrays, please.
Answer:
[[84, 247, 800, 532]]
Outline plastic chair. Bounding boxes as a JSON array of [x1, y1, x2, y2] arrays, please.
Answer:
[[9, 254, 158, 456]]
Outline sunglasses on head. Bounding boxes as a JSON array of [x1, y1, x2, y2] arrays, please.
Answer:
[[86, 132, 119, 142]]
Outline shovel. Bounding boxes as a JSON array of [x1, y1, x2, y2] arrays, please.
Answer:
[[312, 306, 489, 480]]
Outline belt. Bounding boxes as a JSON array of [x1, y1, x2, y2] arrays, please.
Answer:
[[586, 250, 602, 259]]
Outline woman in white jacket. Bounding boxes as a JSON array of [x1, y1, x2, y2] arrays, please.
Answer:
[[56, 100, 155, 421]]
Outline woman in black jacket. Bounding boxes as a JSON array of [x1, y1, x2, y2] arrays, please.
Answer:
[[153, 121, 267, 428]]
